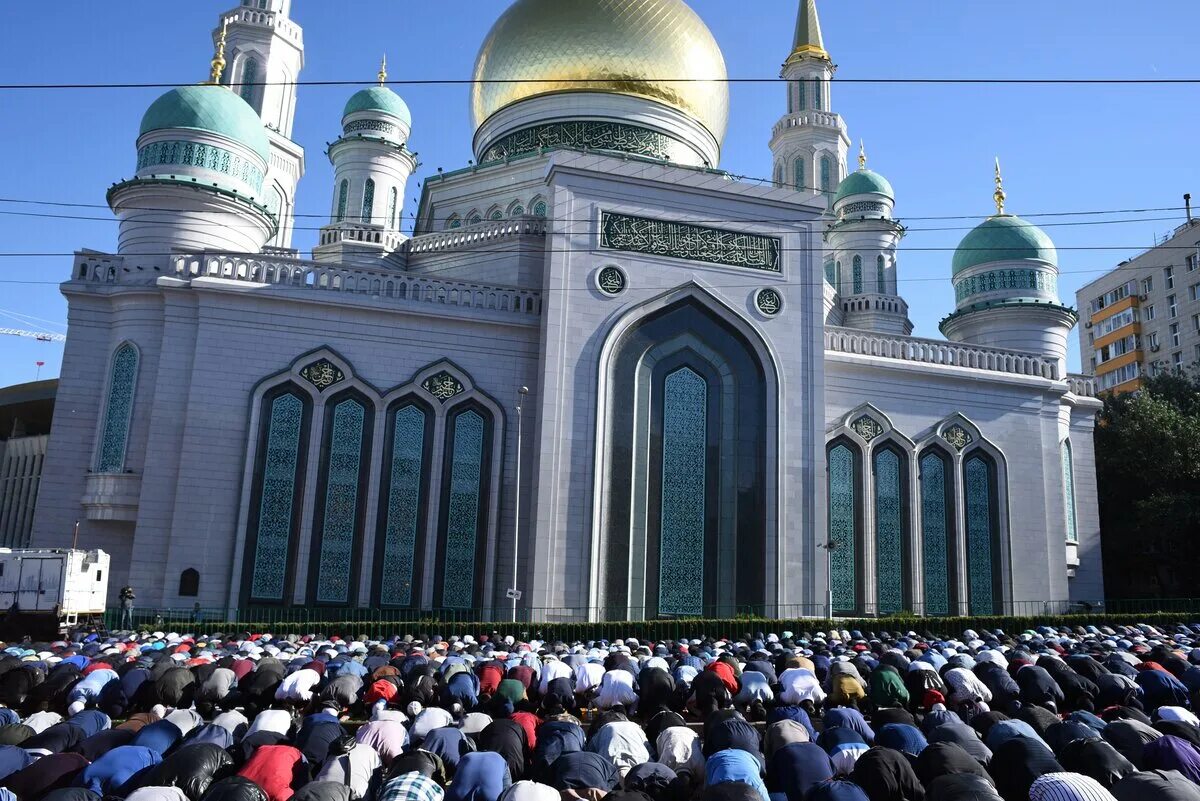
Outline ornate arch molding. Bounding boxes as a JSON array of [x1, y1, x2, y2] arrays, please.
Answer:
[[917, 414, 1012, 615], [825, 404, 917, 615], [590, 282, 782, 618]]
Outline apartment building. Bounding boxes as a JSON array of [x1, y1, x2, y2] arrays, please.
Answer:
[[1076, 214, 1200, 393]]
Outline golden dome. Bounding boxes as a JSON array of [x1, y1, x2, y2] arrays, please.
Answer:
[[471, 0, 729, 143]]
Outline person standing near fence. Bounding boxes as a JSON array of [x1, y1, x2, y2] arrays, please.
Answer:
[[117, 585, 135, 630]]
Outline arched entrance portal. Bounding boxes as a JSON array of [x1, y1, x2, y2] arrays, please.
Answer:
[[598, 296, 770, 619]]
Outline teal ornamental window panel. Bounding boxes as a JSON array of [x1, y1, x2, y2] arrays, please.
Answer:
[[920, 450, 952, 616], [378, 404, 427, 606], [361, 179, 375, 223], [797, 81, 806, 111], [853, 256, 863, 294], [96, 343, 139, 472], [532, 200, 547, 218], [820, 157, 832, 194], [813, 80, 822, 110], [658, 367, 708, 616], [249, 391, 307, 602], [794, 159, 806, 193], [336, 180, 348, 223], [313, 397, 369, 605], [828, 443, 858, 613], [441, 410, 486, 609], [964, 454, 999, 614], [824, 259, 835, 286], [388, 187, 398, 230], [1062, 440, 1078, 542], [874, 447, 905, 615], [877, 256, 887, 293]]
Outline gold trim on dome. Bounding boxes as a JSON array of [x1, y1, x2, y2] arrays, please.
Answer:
[[787, 43, 830, 63], [471, 0, 729, 143]]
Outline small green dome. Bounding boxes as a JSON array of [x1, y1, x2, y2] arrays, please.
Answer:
[[952, 214, 1057, 275], [139, 85, 269, 162], [835, 169, 894, 203], [343, 87, 411, 126]]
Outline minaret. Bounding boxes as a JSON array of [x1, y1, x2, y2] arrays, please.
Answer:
[[769, 0, 850, 206], [826, 143, 912, 334], [314, 58, 417, 268], [217, 1, 305, 250], [941, 161, 1078, 377]]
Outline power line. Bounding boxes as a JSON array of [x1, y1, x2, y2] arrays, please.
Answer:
[[4, 77, 1200, 90], [0, 196, 1191, 225]]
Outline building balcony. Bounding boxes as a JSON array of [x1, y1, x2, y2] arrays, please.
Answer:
[[81, 472, 140, 522]]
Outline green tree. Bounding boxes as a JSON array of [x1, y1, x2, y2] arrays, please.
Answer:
[[1096, 369, 1200, 599]]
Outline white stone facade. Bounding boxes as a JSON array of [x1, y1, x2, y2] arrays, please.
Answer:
[[30, 0, 1104, 617]]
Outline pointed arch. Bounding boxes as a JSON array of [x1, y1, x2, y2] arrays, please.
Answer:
[[433, 400, 494, 610], [446, 214, 462, 230], [827, 436, 862, 614], [793, 158, 806, 193], [361, 178, 376, 223], [373, 395, 434, 608], [96, 342, 140, 473], [308, 388, 374, 605], [918, 445, 956, 615], [852, 255, 863, 294], [963, 450, 1002, 615], [387, 186, 399, 230], [872, 440, 911, 614], [335, 180, 349, 223], [592, 283, 780, 619], [1062, 439, 1078, 543]]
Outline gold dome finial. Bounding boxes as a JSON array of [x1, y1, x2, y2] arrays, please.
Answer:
[[993, 156, 1007, 216], [858, 140, 867, 170], [378, 54, 388, 87], [209, 19, 229, 85]]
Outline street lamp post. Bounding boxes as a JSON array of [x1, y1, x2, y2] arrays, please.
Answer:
[[817, 539, 837, 621], [510, 386, 529, 623]]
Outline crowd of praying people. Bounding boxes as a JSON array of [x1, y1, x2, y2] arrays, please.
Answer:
[[0, 623, 1198, 801]]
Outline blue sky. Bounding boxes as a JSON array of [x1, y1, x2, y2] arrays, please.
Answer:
[[2, 0, 1199, 387]]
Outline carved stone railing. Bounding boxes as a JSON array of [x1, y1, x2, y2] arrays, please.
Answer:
[[73, 253, 137, 284], [172, 252, 541, 316], [825, 326, 1061, 381], [224, 6, 302, 44], [771, 110, 846, 140], [408, 215, 547, 256], [317, 222, 403, 252], [1065, 374, 1097, 397]]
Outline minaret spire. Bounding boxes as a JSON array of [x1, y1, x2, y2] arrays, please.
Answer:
[[209, 20, 229, 85], [790, 0, 830, 62], [993, 157, 1007, 216], [378, 54, 388, 87], [858, 140, 867, 170]]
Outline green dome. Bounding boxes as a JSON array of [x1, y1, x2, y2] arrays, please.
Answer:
[[952, 214, 1057, 275], [343, 87, 411, 126], [139, 85, 269, 162], [835, 169, 894, 203]]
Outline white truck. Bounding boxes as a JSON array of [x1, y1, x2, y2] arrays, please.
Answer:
[[0, 549, 110, 636]]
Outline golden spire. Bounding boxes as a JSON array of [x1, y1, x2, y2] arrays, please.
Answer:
[[858, 140, 867, 170], [377, 54, 388, 87], [209, 20, 229, 85], [993, 156, 1007, 216]]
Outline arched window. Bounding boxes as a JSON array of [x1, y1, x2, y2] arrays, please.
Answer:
[[873, 444, 909, 615], [374, 400, 432, 607], [1062, 439, 1078, 543], [797, 81, 807, 111], [532, 200, 547, 218], [97, 343, 139, 472], [310, 392, 373, 605], [387, 186, 398, 230], [812, 79, 823, 110], [509, 204, 525, 218], [361, 178, 375, 223], [178, 569, 200, 597], [877, 255, 887, 294], [835, 260, 842, 290], [963, 452, 1002, 615], [489, 209, 504, 221], [435, 405, 493, 610], [335, 180, 348, 223], [244, 387, 311, 603], [827, 439, 861, 614], [658, 366, 709, 616], [794, 159, 806, 193], [852, 256, 863, 294], [824, 258, 835, 286], [919, 448, 955, 616], [239, 57, 259, 107], [787, 83, 795, 113], [820, 156, 832, 196], [774, 165, 784, 188], [446, 215, 462, 230]]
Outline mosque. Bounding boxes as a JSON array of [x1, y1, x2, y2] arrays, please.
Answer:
[[30, 0, 1104, 619]]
